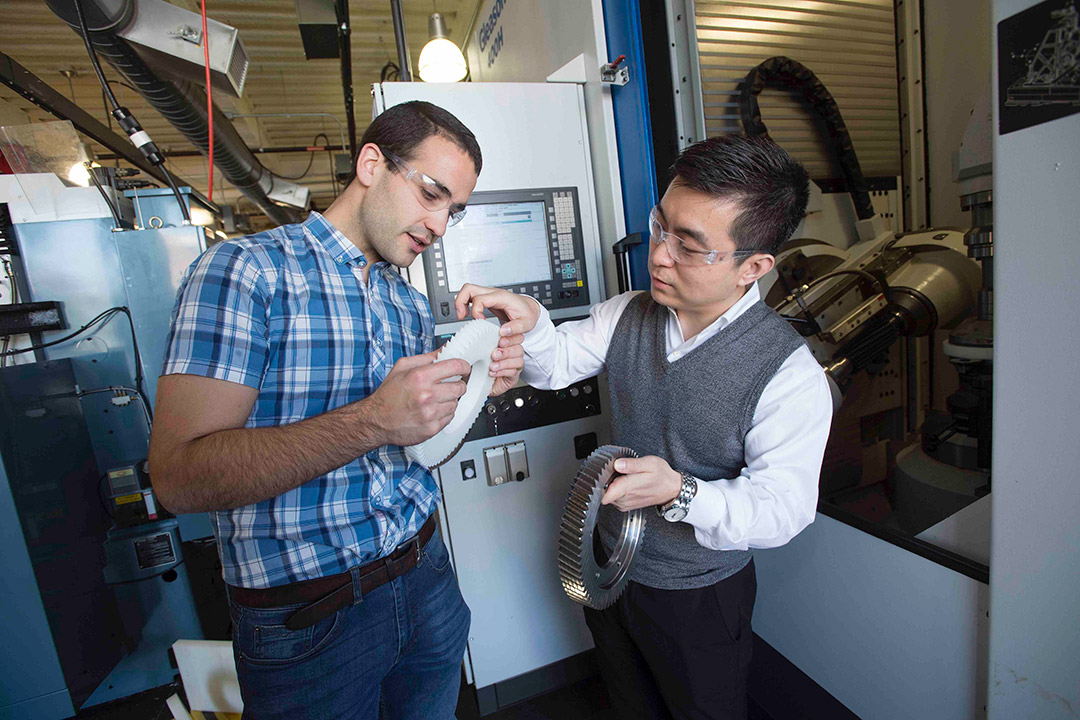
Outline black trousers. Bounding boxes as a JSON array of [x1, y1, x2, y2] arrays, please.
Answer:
[[584, 559, 757, 720]]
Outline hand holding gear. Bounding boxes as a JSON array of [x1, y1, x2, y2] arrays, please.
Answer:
[[405, 319, 502, 468], [558, 445, 647, 609]]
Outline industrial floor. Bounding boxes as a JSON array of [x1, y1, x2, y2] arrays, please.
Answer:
[[70, 674, 775, 719]]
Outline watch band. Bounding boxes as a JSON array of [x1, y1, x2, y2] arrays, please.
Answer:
[[658, 472, 697, 521]]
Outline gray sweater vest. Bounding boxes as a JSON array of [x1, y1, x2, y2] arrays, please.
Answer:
[[600, 291, 807, 589]]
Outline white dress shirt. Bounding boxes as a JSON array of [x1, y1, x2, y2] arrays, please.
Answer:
[[521, 284, 832, 552]]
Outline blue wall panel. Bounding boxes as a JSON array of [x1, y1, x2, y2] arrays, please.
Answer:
[[602, 0, 657, 291]]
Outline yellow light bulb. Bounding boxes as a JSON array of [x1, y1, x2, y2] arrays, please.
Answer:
[[419, 37, 467, 82], [68, 161, 91, 187], [419, 13, 467, 83]]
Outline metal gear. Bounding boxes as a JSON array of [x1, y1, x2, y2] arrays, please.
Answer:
[[558, 445, 646, 610]]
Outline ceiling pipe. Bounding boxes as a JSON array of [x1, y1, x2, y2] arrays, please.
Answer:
[[390, 0, 413, 81], [334, 0, 358, 160], [48, 0, 302, 226], [224, 112, 349, 156], [97, 144, 347, 160], [86, 31, 298, 226]]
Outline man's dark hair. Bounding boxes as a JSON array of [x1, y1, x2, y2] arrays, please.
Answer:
[[670, 134, 809, 258], [355, 100, 482, 181]]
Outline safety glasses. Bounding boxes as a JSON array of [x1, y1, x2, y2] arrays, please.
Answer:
[[383, 149, 467, 227], [648, 206, 754, 266]]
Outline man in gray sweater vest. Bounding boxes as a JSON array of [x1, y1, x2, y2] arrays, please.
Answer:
[[455, 135, 833, 719]]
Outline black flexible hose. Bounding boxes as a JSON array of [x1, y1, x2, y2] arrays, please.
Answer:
[[86, 163, 124, 229], [2, 307, 121, 357], [72, 0, 190, 223], [1, 305, 153, 420], [72, 0, 119, 109], [57, 8, 297, 226], [834, 311, 906, 374], [738, 56, 875, 221], [161, 168, 190, 224], [86, 32, 294, 225], [803, 268, 893, 303]]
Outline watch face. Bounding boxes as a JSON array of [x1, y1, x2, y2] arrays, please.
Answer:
[[663, 506, 688, 523]]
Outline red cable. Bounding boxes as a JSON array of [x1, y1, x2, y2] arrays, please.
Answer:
[[201, 0, 214, 203]]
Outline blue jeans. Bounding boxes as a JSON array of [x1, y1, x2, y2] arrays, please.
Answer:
[[228, 531, 471, 720]]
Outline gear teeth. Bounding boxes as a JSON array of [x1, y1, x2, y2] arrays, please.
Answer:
[[557, 445, 646, 610], [404, 320, 500, 468], [422, 426, 471, 470]]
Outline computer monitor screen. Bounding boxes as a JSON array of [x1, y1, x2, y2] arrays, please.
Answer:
[[423, 187, 588, 323], [442, 201, 553, 290]]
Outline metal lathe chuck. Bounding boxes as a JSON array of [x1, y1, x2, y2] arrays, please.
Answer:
[[558, 445, 647, 609]]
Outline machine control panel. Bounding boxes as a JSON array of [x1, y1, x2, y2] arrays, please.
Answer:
[[459, 377, 602, 445], [423, 187, 592, 321]]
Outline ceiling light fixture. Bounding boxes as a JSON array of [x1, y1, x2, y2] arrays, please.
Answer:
[[418, 12, 467, 83], [67, 143, 96, 187], [67, 161, 92, 187]]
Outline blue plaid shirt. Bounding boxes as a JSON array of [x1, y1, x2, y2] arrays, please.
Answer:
[[162, 212, 437, 589]]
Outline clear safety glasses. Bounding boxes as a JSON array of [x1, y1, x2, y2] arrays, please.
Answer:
[[383, 149, 468, 227], [648, 206, 755, 266]]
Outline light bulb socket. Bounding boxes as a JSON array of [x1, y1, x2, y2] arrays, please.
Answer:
[[428, 12, 449, 40]]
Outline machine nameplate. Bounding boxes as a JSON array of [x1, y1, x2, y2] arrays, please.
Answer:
[[134, 533, 176, 570]]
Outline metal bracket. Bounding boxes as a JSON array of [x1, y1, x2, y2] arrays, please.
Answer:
[[601, 55, 630, 86], [665, 0, 706, 148], [896, 0, 928, 231], [170, 25, 203, 45]]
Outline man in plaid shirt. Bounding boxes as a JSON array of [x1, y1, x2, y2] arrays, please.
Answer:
[[150, 101, 524, 719]]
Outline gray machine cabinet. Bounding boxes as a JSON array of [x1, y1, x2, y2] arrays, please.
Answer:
[[11, 213, 212, 540], [1, 184, 210, 714], [438, 415, 609, 689], [375, 82, 614, 704], [0, 359, 122, 715]]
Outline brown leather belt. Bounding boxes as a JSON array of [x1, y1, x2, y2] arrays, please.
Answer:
[[228, 514, 438, 631]]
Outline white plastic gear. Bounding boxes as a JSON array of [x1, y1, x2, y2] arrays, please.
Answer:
[[405, 319, 502, 469]]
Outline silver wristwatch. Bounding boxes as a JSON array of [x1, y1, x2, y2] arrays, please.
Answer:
[[658, 472, 697, 523]]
